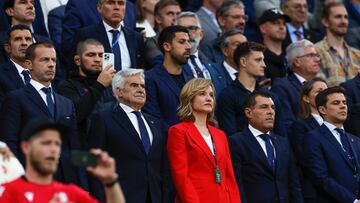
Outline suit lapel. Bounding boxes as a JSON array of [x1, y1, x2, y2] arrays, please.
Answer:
[[288, 73, 302, 92], [4, 62, 25, 88], [143, 113, 160, 155], [243, 128, 274, 174], [25, 85, 51, 116], [112, 105, 147, 154], [306, 116, 320, 129], [186, 122, 216, 167], [97, 23, 112, 52], [122, 27, 136, 68], [271, 133, 283, 176], [156, 66, 181, 97], [320, 125, 356, 170]]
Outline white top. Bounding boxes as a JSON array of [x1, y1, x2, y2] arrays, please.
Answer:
[[30, 80, 54, 106], [11, 59, 30, 84], [201, 133, 214, 155], [248, 124, 275, 157], [188, 51, 205, 71], [119, 103, 153, 144], [286, 22, 304, 43], [311, 113, 323, 125], [223, 61, 237, 81], [323, 121, 345, 150], [136, 19, 156, 38], [103, 21, 131, 70], [294, 72, 306, 84]]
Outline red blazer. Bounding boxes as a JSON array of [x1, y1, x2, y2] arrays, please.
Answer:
[[167, 121, 241, 203]]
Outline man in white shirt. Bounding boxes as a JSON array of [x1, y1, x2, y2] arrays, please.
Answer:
[[303, 86, 360, 203]]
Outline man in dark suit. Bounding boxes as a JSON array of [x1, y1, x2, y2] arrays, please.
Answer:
[[218, 28, 247, 86], [271, 39, 320, 134], [69, 0, 144, 75], [88, 69, 169, 203], [0, 42, 85, 187], [303, 86, 360, 203], [229, 91, 303, 203], [341, 73, 360, 107], [0, 25, 33, 106], [281, 0, 322, 50], [143, 25, 193, 127], [175, 11, 227, 98]]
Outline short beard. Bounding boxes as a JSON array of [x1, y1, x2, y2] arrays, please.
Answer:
[[30, 153, 57, 176], [80, 65, 101, 79]]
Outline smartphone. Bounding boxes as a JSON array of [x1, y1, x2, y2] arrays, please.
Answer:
[[102, 52, 114, 69], [135, 27, 145, 32], [71, 150, 97, 167]]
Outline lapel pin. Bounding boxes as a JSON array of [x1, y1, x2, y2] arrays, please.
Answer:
[[151, 121, 154, 124]]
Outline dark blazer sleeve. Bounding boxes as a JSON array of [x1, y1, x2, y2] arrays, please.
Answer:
[[303, 132, 358, 202], [286, 141, 304, 203], [143, 71, 163, 121], [216, 89, 238, 136]]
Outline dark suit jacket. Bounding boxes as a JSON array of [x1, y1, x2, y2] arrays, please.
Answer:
[[143, 56, 193, 128], [70, 22, 144, 72], [201, 37, 224, 64], [0, 61, 25, 106], [341, 73, 360, 107], [218, 62, 235, 87], [228, 127, 304, 203], [289, 116, 321, 201], [88, 105, 169, 203], [271, 72, 302, 133], [345, 104, 360, 137], [61, 0, 136, 53], [0, 84, 82, 185], [48, 5, 66, 53], [345, 1, 360, 28], [282, 26, 322, 50], [303, 124, 360, 203]]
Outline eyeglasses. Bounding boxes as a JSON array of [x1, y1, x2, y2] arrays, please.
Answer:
[[185, 26, 200, 32], [225, 14, 249, 22], [297, 53, 320, 59]]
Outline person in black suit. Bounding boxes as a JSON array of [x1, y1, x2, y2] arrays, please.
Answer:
[[0, 25, 33, 106], [229, 91, 303, 203], [69, 0, 144, 75], [0, 42, 86, 188], [303, 86, 360, 203], [271, 39, 321, 134], [289, 77, 328, 203], [88, 69, 169, 203]]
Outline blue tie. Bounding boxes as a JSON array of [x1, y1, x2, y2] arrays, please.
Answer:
[[259, 134, 275, 171], [42, 87, 55, 118], [190, 55, 204, 78], [133, 111, 151, 154], [109, 29, 121, 71], [21, 70, 31, 85]]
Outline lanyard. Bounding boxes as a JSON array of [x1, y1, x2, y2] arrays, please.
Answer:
[[210, 133, 221, 184]]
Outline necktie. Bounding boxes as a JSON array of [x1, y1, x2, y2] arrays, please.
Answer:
[[259, 134, 276, 171], [335, 128, 356, 168], [109, 29, 121, 71], [21, 70, 31, 85], [294, 29, 303, 41], [42, 87, 55, 118], [190, 55, 204, 78], [133, 111, 151, 154]]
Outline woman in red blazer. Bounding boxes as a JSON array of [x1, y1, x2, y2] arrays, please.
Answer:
[[167, 78, 241, 203]]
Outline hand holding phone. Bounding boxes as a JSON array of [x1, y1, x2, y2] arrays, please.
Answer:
[[71, 150, 97, 167], [102, 53, 115, 70]]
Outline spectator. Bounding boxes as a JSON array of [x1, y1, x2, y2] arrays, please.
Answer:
[[88, 69, 170, 203], [175, 11, 227, 97], [216, 42, 285, 137], [228, 91, 303, 203], [258, 8, 289, 79], [0, 25, 32, 106], [136, 0, 158, 38], [218, 29, 247, 86], [281, 0, 321, 51], [143, 25, 193, 127], [57, 39, 117, 145], [0, 118, 125, 203], [144, 0, 181, 67], [167, 78, 241, 203], [288, 78, 327, 202], [0, 42, 86, 188], [202, 0, 247, 64], [71, 0, 145, 74], [315, 2, 360, 86], [271, 39, 320, 134], [196, 0, 224, 52], [303, 86, 360, 203]]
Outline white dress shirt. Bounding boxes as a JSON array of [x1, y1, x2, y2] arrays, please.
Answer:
[[119, 103, 153, 144], [249, 124, 275, 157], [311, 113, 323, 125], [103, 21, 132, 70], [294, 72, 306, 84], [30, 80, 54, 106], [323, 121, 345, 149], [223, 61, 238, 81]]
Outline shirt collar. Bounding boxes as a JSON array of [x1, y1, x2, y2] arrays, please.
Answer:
[[249, 124, 270, 137], [192, 51, 199, 58], [323, 121, 344, 132], [294, 72, 306, 84], [286, 23, 303, 33], [10, 59, 27, 75], [30, 79, 52, 92], [119, 103, 141, 114], [311, 113, 323, 125], [223, 61, 237, 79], [103, 20, 122, 33]]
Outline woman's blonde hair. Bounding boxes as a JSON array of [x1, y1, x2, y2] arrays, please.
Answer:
[[177, 78, 216, 123]]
